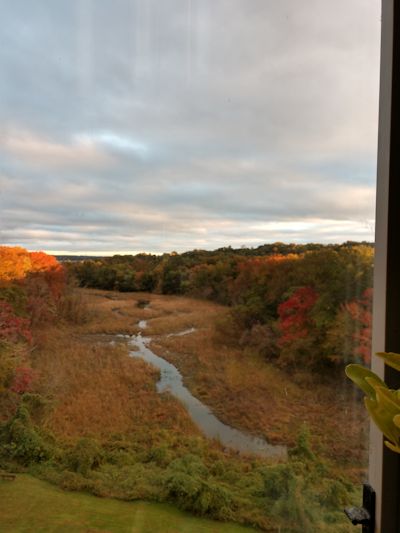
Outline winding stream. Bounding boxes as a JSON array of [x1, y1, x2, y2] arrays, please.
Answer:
[[166, 327, 197, 338], [129, 321, 287, 459]]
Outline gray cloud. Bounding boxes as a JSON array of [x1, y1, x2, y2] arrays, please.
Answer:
[[0, 0, 380, 253]]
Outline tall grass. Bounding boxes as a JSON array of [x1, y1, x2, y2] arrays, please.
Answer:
[[32, 330, 196, 439]]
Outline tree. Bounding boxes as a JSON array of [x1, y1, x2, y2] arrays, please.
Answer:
[[0, 246, 31, 282], [327, 288, 372, 365], [277, 286, 319, 367]]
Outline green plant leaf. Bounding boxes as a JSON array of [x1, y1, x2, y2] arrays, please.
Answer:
[[366, 380, 400, 409], [345, 364, 387, 399], [393, 414, 400, 428], [365, 398, 398, 446], [365, 385, 400, 446], [385, 440, 400, 454], [376, 352, 400, 372]]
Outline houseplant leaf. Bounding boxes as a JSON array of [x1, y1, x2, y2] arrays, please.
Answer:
[[345, 364, 387, 399]]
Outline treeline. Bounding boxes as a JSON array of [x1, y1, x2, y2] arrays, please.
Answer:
[[68, 242, 374, 370]]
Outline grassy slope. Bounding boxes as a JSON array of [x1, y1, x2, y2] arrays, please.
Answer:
[[0, 475, 255, 533]]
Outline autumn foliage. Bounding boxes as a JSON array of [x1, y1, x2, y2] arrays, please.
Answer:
[[327, 288, 372, 365], [278, 287, 319, 347], [0, 301, 32, 344], [346, 288, 373, 364], [29, 251, 65, 299], [0, 246, 32, 282], [68, 242, 373, 369], [0, 246, 65, 414]]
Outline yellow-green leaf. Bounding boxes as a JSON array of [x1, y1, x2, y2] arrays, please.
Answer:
[[393, 414, 400, 429], [376, 352, 400, 372], [345, 364, 387, 399], [365, 386, 400, 445], [385, 440, 400, 453]]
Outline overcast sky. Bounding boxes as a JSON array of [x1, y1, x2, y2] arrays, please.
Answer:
[[0, 0, 380, 254]]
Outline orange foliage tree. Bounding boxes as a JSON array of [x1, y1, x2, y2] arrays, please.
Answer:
[[30, 252, 65, 293], [0, 246, 32, 282], [0, 248, 65, 327], [0, 246, 65, 407]]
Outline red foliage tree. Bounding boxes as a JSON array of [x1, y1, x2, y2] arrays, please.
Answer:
[[342, 288, 372, 364], [278, 286, 319, 348]]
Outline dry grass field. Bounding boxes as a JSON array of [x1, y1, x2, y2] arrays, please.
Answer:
[[32, 292, 198, 441], [33, 288, 367, 471], [144, 294, 368, 469]]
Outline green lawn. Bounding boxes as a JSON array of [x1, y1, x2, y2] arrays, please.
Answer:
[[0, 475, 256, 533]]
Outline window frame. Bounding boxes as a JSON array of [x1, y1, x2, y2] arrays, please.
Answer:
[[369, 1, 400, 531]]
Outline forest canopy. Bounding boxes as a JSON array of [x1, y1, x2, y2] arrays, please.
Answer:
[[67, 241, 374, 369]]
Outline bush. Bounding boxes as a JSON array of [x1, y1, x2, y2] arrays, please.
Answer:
[[66, 438, 104, 475], [289, 424, 315, 461], [146, 445, 173, 467], [0, 404, 52, 464], [164, 471, 233, 519], [319, 479, 349, 509], [164, 454, 234, 519], [260, 463, 295, 500], [271, 475, 315, 533], [239, 323, 278, 360], [0, 285, 28, 315]]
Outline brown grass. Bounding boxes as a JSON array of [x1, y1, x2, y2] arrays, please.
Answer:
[[142, 294, 368, 467], [156, 332, 367, 463], [32, 324, 197, 441], [33, 288, 368, 468]]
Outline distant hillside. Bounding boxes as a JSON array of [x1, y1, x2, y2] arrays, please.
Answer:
[[56, 240, 374, 263], [55, 255, 105, 262]]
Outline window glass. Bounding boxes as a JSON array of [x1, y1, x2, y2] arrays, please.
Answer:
[[0, 2, 380, 532]]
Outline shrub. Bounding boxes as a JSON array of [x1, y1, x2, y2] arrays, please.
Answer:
[[271, 475, 315, 533], [0, 301, 32, 344], [319, 479, 349, 509], [289, 424, 315, 461], [164, 471, 233, 519], [0, 404, 52, 464], [66, 438, 104, 475], [260, 463, 295, 500], [164, 454, 234, 519]]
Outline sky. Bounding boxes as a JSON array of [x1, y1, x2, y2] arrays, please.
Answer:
[[0, 0, 381, 255]]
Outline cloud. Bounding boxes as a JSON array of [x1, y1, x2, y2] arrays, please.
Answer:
[[0, 0, 380, 253], [74, 131, 150, 158], [1, 130, 111, 168]]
